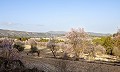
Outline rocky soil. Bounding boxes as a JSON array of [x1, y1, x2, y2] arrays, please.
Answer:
[[23, 56, 120, 72]]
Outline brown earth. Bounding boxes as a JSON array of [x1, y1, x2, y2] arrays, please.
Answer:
[[23, 55, 120, 72]]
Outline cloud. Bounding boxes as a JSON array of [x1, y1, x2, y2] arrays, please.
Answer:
[[36, 24, 44, 26], [0, 22, 17, 25]]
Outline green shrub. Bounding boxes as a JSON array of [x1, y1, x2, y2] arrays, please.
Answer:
[[30, 45, 38, 52], [92, 37, 106, 45], [106, 47, 113, 55], [13, 44, 24, 52], [16, 37, 30, 41], [39, 38, 49, 42]]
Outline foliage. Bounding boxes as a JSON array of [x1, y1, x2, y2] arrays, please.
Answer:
[[94, 45, 106, 55], [14, 40, 25, 52], [39, 38, 64, 43], [30, 45, 38, 52], [92, 36, 106, 45], [66, 28, 93, 60], [0, 38, 22, 60], [39, 38, 49, 42], [112, 32, 120, 56], [27, 45, 40, 57], [102, 36, 113, 48], [47, 38, 57, 58], [112, 47, 120, 56], [13, 44, 24, 52], [16, 37, 30, 41], [102, 36, 114, 55], [0, 38, 14, 49], [92, 31, 120, 56], [55, 39, 64, 43], [93, 36, 114, 55], [113, 35, 120, 48], [28, 39, 37, 47]]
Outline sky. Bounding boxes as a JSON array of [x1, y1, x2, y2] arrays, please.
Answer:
[[0, 0, 120, 33]]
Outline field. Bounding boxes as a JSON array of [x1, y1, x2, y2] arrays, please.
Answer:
[[23, 54, 120, 72], [21, 47, 120, 72]]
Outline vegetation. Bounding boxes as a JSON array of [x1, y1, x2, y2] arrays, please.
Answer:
[[13, 40, 25, 52], [66, 28, 94, 60], [39, 38, 64, 43], [27, 39, 40, 56], [102, 36, 114, 55], [92, 30, 120, 56], [0, 38, 44, 72], [13, 44, 25, 52], [1, 28, 120, 72], [92, 36, 106, 45], [47, 38, 57, 58], [39, 38, 49, 42], [27, 45, 40, 57], [16, 37, 30, 41]]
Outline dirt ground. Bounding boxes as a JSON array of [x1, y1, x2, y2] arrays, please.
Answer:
[[22, 51, 120, 72]]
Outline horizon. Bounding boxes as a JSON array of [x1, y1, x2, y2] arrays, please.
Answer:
[[0, 28, 112, 34], [0, 0, 120, 33]]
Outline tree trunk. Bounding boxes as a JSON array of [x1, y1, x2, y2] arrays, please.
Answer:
[[50, 47, 56, 58]]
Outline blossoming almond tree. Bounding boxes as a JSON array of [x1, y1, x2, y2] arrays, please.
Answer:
[[66, 28, 91, 60], [0, 38, 22, 60]]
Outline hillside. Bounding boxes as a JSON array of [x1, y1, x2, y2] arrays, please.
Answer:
[[0, 29, 64, 38], [47, 31, 111, 37], [0, 29, 111, 38]]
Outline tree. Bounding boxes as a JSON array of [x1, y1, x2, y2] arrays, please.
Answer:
[[92, 36, 106, 45], [28, 39, 37, 47], [47, 38, 57, 58], [113, 31, 120, 48], [112, 31, 120, 56], [66, 28, 91, 60], [102, 36, 113, 55], [94, 45, 106, 55], [13, 41, 25, 52], [0, 38, 22, 60], [13, 44, 24, 52]]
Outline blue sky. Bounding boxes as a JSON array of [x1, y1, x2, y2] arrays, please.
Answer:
[[0, 0, 120, 33]]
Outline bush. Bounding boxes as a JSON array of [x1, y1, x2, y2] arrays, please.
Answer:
[[112, 47, 120, 56], [62, 52, 69, 60], [94, 45, 106, 55], [30, 45, 38, 52], [0, 38, 22, 60], [16, 37, 30, 41], [39, 38, 49, 42], [47, 39, 57, 58], [106, 47, 113, 55], [13, 44, 24, 52]]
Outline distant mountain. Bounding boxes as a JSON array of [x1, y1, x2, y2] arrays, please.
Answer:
[[47, 31, 111, 37], [0, 29, 111, 38], [47, 31, 66, 34], [87, 32, 111, 37], [0, 29, 64, 38]]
